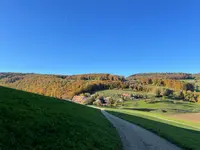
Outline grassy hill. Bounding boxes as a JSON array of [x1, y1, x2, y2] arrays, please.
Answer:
[[0, 86, 121, 150]]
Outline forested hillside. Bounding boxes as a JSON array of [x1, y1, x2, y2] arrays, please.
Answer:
[[124, 73, 199, 103], [126, 73, 195, 91], [127, 73, 193, 80], [0, 73, 125, 99]]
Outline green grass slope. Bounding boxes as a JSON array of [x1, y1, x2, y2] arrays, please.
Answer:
[[0, 86, 121, 150]]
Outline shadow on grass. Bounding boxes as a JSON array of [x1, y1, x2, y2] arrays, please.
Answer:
[[124, 108, 157, 112], [107, 110, 200, 150], [124, 107, 194, 113], [147, 100, 193, 105]]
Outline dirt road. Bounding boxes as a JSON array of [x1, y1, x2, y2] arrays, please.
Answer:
[[101, 110, 181, 150]]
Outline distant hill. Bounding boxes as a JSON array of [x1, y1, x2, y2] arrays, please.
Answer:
[[0, 73, 125, 99], [193, 73, 200, 80], [126, 73, 196, 92], [0, 86, 121, 150], [127, 73, 193, 80]]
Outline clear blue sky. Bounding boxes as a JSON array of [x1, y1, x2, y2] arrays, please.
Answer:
[[1, 0, 200, 76]]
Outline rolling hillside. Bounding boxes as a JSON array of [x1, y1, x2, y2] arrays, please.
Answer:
[[0, 86, 121, 150]]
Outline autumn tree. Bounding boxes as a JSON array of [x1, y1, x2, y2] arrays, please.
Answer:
[[153, 88, 161, 97]]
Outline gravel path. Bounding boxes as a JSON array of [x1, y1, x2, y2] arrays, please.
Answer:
[[101, 110, 182, 150]]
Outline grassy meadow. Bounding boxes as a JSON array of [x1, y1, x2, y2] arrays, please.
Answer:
[[97, 89, 200, 113], [0, 86, 121, 150]]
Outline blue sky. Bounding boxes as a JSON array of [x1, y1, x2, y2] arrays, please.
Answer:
[[1, 0, 200, 76]]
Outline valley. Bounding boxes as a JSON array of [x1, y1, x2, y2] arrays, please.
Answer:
[[1, 72, 200, 149]]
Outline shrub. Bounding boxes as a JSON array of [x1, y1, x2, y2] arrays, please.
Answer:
[[183, 91, 199, 102], [161, 88, 173, 96], [93, 99, 102, 106], [83, 96, 95, 105], [183, 83, 195, 91], [132, 94, 148, 99], [93, 93, 99, 99], [98, 96, 104, 100], [84, 93, 91, 97], [198, 96, 200, 103], [174, 91, 184, 99], [162, 96, 167, 100], [153, 88, 161, 97], [112, 102, 118, 107], [106, 97, 115, 106]]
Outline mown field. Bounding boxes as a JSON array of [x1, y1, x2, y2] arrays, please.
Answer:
[[97, 89, 200, 114], [96, 89, 154, 98], [0, 86, 121, 150], [124, 99, 200, 113]]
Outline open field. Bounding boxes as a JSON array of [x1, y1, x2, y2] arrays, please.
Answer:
[[0, 86, 121, 150], [96, 89, 154, 98], [169, 113, 200, 123], [124, 99, 200, 113]]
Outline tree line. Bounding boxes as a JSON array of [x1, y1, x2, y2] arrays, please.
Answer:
[[0, 73, 125, 99], [127, 73, 193, 80]]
